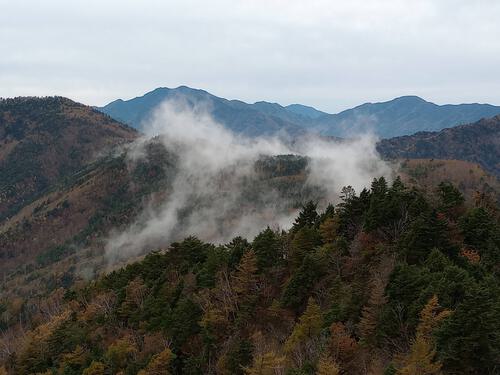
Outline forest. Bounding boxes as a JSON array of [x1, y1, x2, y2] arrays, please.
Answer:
[[1, 177, 500, 375]]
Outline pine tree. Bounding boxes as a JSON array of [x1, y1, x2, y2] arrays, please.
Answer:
[[252, 227, 282, 270], [292, 201, 319, 232]]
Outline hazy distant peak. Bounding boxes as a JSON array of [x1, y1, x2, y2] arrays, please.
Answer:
[[285, 103, 328, 119]]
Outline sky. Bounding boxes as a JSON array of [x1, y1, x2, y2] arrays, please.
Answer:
[[1, 0, 500, 113]]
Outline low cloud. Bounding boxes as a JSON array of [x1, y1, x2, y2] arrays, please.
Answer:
[[105, 99, 391, 263]]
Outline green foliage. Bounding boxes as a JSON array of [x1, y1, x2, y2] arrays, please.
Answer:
[[282, 254, 324, 310], [252, 227, 283, 270], [7, 177, 500, 374], [292, 201, 319, 232]]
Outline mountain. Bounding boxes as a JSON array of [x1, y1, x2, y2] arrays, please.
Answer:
[[377, 115, 500, 176], [285, 103, 327, 119], [315, 96, 500, 138], [2, 97, 500, 374], [99, 87, 500, 138], [0, 97, 137, 220], [99, 86, 307, 137]]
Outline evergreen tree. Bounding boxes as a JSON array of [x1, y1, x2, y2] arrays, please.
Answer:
[[435, 280, 500, 373], [292, 201, 319, 232], [289, 226, 322, 269], [437, 181, 464, 218], [282, 254, 323, 310], [252, 227, 282, 270]]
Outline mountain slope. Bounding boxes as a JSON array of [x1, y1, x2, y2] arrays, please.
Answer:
[[0, 97, 137, 220], [377, 115, 500, 176], [315, 96, 500, 138], [99, 86, 307, 137]]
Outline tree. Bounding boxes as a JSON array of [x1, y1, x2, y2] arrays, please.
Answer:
[[281, 255, 323, 310], [437, 182, 464, 218], [289, 226, 322, 269], [105, 338, 137, 372], [284, 298, 323, 354], [138, 348, 175, 375], [82, 361, 106, 375], [365, 177, 389, 232], [402, 210, 453, 263], [216, 337, 253, 375], [328, 322, 357, 365], [232, 250, 259, 324], [435, 280, 500, 373], [319, 214, 340, 244], [252, 228, 282, 270], [357, 277, 387, 345], [244, 331, 285, 375], [292, 201, 319, 232], [316, 354, 339, 375], [397, 295, 450, 375]]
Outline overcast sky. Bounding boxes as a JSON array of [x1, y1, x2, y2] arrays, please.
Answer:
[[1, 0, 500, 112]]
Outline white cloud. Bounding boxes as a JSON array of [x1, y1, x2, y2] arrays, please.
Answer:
[[105, 99, 391, 263]]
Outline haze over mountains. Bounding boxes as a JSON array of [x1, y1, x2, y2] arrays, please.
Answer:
[[99, 86, 500, 138]]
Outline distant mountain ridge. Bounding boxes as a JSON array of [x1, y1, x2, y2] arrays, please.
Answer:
[[377, 115, 500, 176], [316, 95, 500, 138], [98, 86, 500, 138], [100, 86, 307, 137]]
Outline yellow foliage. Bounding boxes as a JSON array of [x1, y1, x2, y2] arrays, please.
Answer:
[[60, 344, 88, 367], [284, 298, 323, 354], [105, 338, 137, 370], [233, 250, 259, 296], [398, 295, 451, 375], [397, 336, 441, 375], [82, 361, 106, 375], [138, 348, 175, 375], [416, 295, 451, 340], [319, 215, 340, 243], [316, 354, 339, 375]]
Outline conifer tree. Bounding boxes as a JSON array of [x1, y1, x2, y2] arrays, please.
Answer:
[[284, 298, 323, 354], [292, 201, 319, 232], [252, 227, 282, 270], [397, 295, 450, 375]]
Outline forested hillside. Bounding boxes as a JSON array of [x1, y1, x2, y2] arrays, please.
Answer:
[[2, 177, 499, 374], [0, 97, 137, 220], [377, 116, 500, 176]]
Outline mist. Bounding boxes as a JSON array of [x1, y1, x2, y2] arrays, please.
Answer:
[[105, 98, 391, 263]]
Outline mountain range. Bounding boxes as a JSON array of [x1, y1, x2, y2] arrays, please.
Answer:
[[99, 86, 500, 138]]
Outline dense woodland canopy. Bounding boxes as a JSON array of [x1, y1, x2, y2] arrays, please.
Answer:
[[1, 177, 499, 375]]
